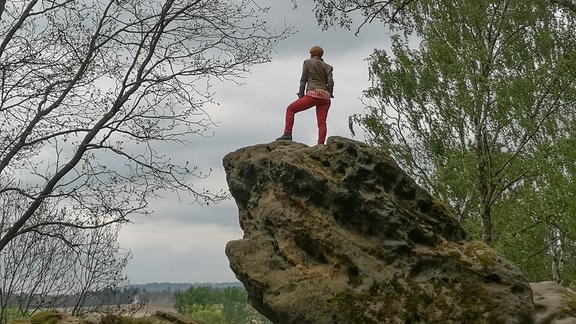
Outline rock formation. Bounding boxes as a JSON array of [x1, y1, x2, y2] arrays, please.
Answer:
[[223, 136, 536, 323]]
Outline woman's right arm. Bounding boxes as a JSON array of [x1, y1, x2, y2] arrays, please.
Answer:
[[298, 60, 308, 97]]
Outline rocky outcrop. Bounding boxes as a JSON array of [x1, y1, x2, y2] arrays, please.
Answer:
[[223, 136, 535, 324]]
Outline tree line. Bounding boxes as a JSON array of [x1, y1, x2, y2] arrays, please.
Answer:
[[3, 284, 267, 323], [174, 285, 271, 324]]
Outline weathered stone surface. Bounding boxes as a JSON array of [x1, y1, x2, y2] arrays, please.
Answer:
[[224, 136, 535, 324], [531, 281, 576, 323]]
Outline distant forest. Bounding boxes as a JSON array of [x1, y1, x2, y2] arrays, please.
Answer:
[[5, 282, 244, 309], [126, 282, 243, 293], [112, 282, 245, 305]]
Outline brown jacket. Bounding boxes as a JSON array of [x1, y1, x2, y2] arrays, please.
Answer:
[[298, 57, 334, 97]]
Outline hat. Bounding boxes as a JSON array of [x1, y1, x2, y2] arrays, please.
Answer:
[[309, 46, 324, 57]]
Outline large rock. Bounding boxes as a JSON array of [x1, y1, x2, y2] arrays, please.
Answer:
[[223, 136, 535, 323], [531, 281, 576, 323]]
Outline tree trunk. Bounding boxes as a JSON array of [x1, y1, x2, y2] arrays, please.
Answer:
[[479, 198, 493, 246], [552, 225, 564, 284], [476, 128, 493, 245]]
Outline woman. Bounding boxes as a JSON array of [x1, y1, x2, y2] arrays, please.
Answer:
[[276, 45, 334, 145]]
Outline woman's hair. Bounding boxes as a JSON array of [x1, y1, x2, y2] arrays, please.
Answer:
[[309, 46, 324, 57]]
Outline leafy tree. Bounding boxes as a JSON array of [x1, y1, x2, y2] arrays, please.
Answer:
[[174, 285, 271, 324], [363, 0, 576, 243], [297, 0, 576, 32], [180, 304, 227, 324], [492, 131, 576, 284], [300, 0, 576, 282]]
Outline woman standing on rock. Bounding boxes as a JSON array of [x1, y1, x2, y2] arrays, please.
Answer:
[[276, 45, 334, 145]]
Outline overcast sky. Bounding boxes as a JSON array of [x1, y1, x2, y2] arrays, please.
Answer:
[[118, 0, 392, 284]]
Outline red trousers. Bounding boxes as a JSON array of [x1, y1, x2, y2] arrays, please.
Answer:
[[283, 95, 331, 144]]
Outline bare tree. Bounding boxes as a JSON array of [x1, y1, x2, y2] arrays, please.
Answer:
[[67, 224, 131, 316], [0, 0, 288, 250], [0, 0, 289, 319], [0, 192, 131, 321]]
